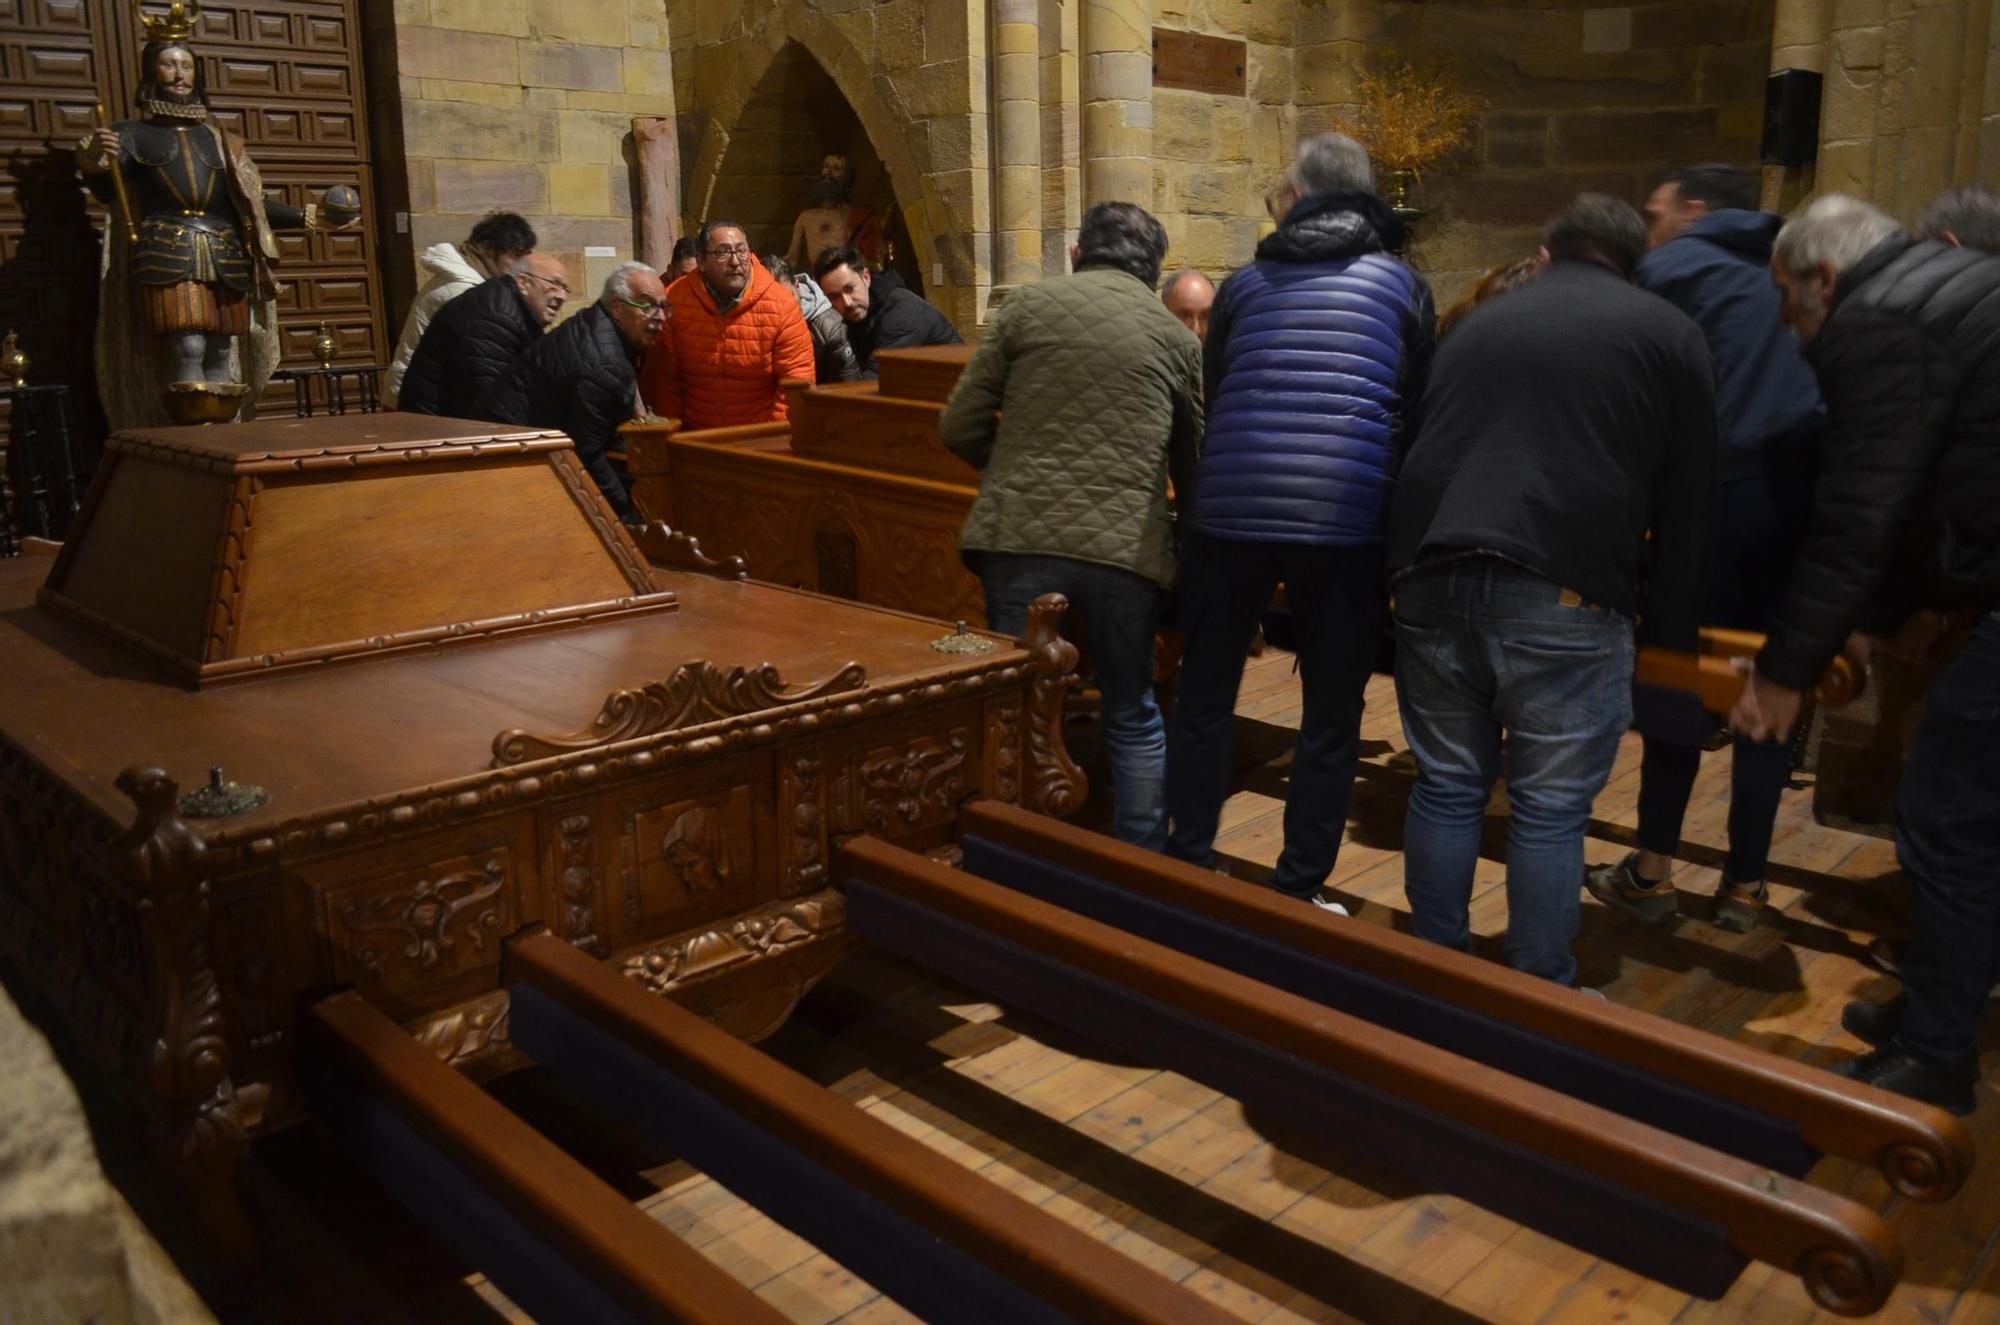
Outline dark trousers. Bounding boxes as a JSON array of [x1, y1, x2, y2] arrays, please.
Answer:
[[1895, 611, 2000, 1066], [1634, 471, 1813, 881], [1165, 529, 1383, 894], [980, 552, 1167, 850]]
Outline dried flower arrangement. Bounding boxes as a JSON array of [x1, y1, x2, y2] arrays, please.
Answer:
[[1334, 61, 1484, 179]]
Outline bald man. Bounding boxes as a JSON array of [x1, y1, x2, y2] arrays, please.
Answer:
[[1162, 269, 1215, 342]]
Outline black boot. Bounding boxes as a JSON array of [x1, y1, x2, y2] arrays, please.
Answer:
[[1839, 996, 1904, 1049], [1832, 1044, 1977, 1116]]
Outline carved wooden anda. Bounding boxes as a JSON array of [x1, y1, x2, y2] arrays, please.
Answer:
[[0, 413, 1085, 1259]]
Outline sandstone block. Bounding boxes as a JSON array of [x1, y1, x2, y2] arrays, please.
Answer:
[[560, 108, 638, 164], [529, 0, 630, 46], [423, 77, 526, 108], [929, 112, 986, 174], [568, 90, 645, 113], [1200, 0, 1293, 46], [925, 0, 973, 65], [1294, 41, 1366, 105], [1296, 0, 1388, 46], [435, 159, 549, 212], [1153, 89, 1216, 161], [406, 158, 437, 213], [902, 60, 976, 119], [431, 0, 529, 34], [1179, 161, 1250, 214], [1552, 107, 1719, 166], [1085, 49, 1154, 103], [1631, 1, 1766, 49], [1833, 25, 1887, 69], [523, 41, 625, 92], [1247, 41, 1293, 105], [624, 47, 680, 98], [395, 0, 431, 25], [878, 0, 927, 71], [1832, 0, 1889, 30], [1435, 167, 1642, 225], [1583, 6, 1634, 54], [524, 86, 566, 109], [996, 100, 1040, 167], [403, 100, 559, 161], [396, 27, 518, 82], [549, 161, 614, 214], [994, 18, 1039, 58]]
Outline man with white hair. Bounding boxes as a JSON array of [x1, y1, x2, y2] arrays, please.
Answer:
[[493, 260, 667, 522], [1730, 192, 2000, 1114], [1165, 132, 1433, 908]]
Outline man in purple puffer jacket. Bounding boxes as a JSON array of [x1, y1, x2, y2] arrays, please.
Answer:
[[1164, 133, 1435, 907]]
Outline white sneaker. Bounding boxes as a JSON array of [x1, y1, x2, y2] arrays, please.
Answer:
[[1308, 890, 1350, 917]]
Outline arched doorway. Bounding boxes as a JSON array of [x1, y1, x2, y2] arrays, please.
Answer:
[[705, 42, 924, 297]]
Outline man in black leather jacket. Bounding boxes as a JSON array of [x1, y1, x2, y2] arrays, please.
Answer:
[[399, 252, 570, 418], [1733, 193, 2000, 1114], [490, 262, 668, 523]]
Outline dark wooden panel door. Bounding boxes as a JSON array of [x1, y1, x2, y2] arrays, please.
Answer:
[[0, 0, 116, 441], [189, 0, 384, 412]]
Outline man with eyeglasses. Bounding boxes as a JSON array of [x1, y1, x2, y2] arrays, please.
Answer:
[[399, 251, 571, 419], [492, 261, 668, 523], [640, 221, 815, 430]]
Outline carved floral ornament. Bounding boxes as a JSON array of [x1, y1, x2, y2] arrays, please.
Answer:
[[492, 659, 869, 766]]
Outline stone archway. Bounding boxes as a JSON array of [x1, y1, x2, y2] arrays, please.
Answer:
[[697, 40, 924, 295], [681, 1, 962, 296]]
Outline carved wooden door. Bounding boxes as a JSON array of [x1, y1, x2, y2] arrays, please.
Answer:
[[0, 0, 118, 459], [0, 0, 386, 441]]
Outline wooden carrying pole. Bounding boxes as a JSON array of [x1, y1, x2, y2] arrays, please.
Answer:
[[502, 929, 1242, 1325], [835, 834, 1905, 1317], [304, 992, 786, 1325], [1635, 628, 1864, 714], [92, 103, 139, 246], [956, 798, 1973, 1204]]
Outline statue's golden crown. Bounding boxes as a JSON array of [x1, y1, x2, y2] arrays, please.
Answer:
[[138, 0, 202, 45]]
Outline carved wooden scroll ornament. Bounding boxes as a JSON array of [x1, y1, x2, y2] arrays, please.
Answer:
[[492, 660, 868, 766], [631, 520, 749, 582], [1021, 593, 1086, 815], [111, 765, 255, 1260]]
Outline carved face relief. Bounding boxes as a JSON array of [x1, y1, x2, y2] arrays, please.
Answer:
[[662, 806, 727, 894]]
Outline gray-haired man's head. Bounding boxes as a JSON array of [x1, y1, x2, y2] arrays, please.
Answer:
[[1914, 186, 2000, 254], [508, 252, 572, 327], [1268, 133, 1376, 223], [601, 260, 667, 350], [1772, 194, 1904, 342]]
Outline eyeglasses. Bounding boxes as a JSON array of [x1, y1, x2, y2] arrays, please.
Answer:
[[520, 272, 572, 295], [619, 298, 669, 316], [704, 245, 752, 263]]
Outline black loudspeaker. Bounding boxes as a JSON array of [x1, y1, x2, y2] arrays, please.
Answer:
[[1762, 68, 1823, 167]]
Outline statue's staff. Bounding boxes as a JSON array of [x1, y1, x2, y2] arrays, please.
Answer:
[[92, 102, 139, 246]]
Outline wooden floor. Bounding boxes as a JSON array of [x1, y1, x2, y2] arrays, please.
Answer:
[[207, 649, 2000, 1323]]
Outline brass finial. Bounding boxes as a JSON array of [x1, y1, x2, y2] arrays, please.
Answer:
[[1, 331, 26, 388], [310, 322, 338, 369], [138, 1, 202, 46]]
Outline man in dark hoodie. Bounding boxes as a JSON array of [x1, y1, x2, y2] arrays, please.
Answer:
[[1163, 133, 1434, 907], [813, 246, 962, 376], [1584, 164, 1824, 934]]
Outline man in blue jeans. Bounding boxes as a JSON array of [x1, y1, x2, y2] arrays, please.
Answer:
[[939, 202, 1203, 849], [1164, 133, 1433, 907], [1386, 195, 1717, 985]]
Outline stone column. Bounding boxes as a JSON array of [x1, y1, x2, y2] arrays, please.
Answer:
[[1042, 0, 1083, 272], [1080, 0, 1152, 206], [993, 0, 1043, 287]]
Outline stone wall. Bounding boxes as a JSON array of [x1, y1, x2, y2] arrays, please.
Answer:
[[1149, 0, 1298, 279], [1304, 0, 1775, 304], [377, 0, 678, 310]]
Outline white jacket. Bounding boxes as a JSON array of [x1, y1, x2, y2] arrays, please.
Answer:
[[383, 243, 485, 406]]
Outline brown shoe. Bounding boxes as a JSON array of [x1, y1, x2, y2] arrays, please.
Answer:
[[1583, 853, 1678, 924], [1714, 878, 1768, 933]]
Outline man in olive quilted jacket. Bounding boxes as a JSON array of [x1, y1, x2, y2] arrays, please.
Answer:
[[939, 202, 1204, 850]]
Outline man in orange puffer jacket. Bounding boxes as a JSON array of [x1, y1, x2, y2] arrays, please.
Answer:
[[641, 220, 816, 429]]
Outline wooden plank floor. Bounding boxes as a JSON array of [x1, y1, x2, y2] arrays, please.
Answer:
[[230, 648, 1999, 1324]]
